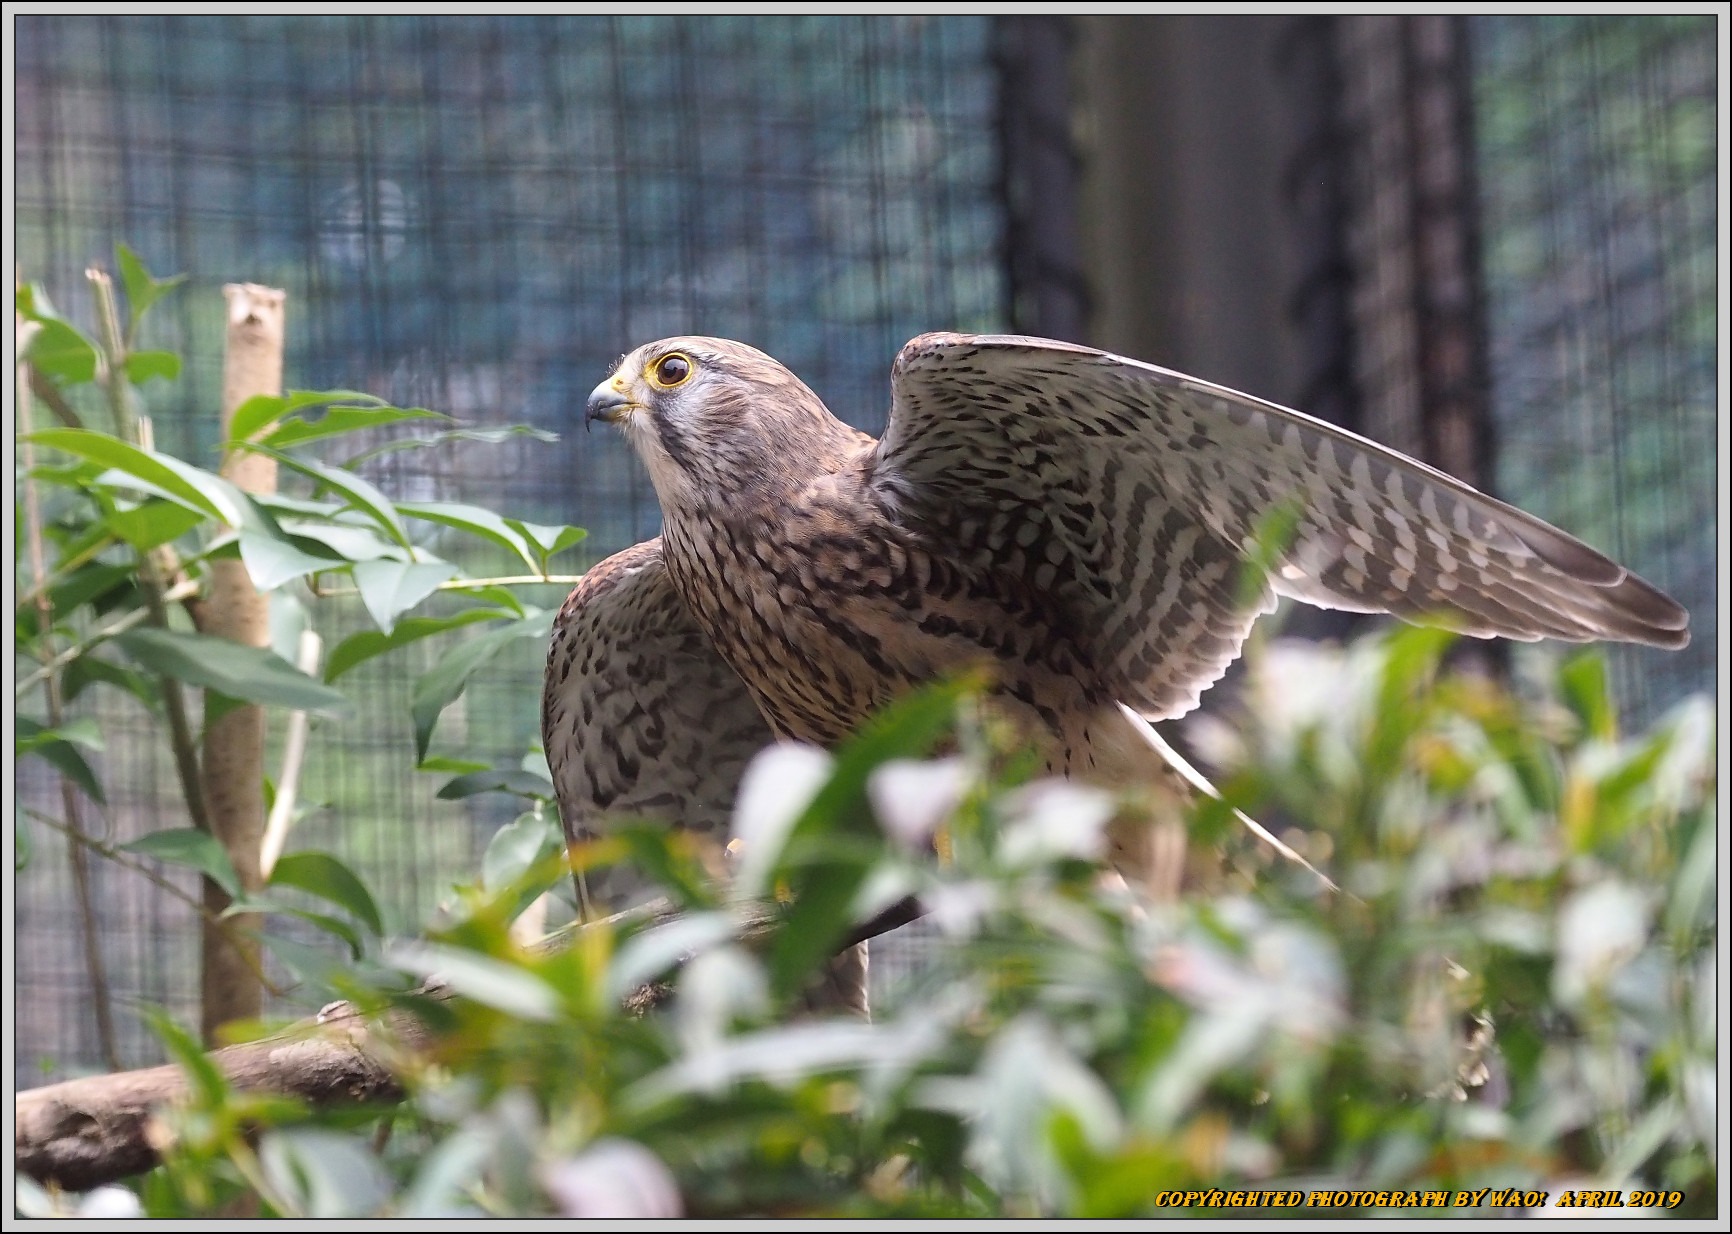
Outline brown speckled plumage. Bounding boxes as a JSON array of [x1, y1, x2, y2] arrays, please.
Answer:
[[545, 331, 1689, 910]]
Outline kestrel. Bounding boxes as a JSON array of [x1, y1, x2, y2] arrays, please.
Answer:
[[543, 332, 1688, 961]]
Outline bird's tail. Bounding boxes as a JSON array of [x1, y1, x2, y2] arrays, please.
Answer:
[[1094, 702, 1338, 894]]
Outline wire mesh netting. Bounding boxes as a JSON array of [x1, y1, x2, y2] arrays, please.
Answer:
[[1326, 14, 1715, 722], [14, 14, 1007, 1082], [1470, 15, 1718, 723]]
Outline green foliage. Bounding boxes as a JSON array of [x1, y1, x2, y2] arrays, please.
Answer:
[[16, 245, 585, 882], [99, 636, 1728, 1217], [14, 248, 586, 1064]]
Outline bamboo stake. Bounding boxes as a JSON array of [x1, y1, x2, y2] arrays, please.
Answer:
[[258, 629, 323, 878]]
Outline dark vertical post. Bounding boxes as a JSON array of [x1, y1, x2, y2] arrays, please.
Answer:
[[1337, 14, 1494, 489], [996, 15, 1088, 343], [1276, 16, 1359, 435], [1404, 15, 1494, 492]]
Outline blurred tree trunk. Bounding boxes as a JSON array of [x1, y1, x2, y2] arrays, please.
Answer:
[[199, 284, 285, 1046]]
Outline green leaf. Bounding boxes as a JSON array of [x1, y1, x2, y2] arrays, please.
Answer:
[[274, 516, 409, 565], [521, 746, 552, 780], [202, 689, 246, 732], [416, 756, 491, 775], [26, 429, 246, 525], [115, 627, 352, 718], [141, 1006, 229, 1106], [16, 817, 31, 872], [396, 501, 539, 573], [259, 933, 354, 998], [285, 388, 386, 413], [270, 587, 310, 664], [268, 851, 385, 937], [351, 559, 458, 633], [23, 316, 99, 386], [505, 520, 588, 564], [386, 942, 559, 1021], [342, 423, 558, 468], [124, 350, 182, 385], [442, 583, 526, 617], [615, 822, 718, 912], [254, 492, 344, 518], [439, 768, 557, 801], [766, 675, 978, 999], [47, 562, 136, 617], [16, 717, 107, 804], [115, 242, 186, 333], [121, 828, 241, 897], [105, 499, 205, 551], [324, 608, 513, 683], [258, 1128, 393, 1220], [409, 609, 552, 761], [26, 459, 107, 490], [62, 653, 161, 709], [19, 714, 106, 752], [226, 899, 364, 959], [253, 446, 411, 549], [229, 390, 390, 448], [1665, 803, 1717, 938], [1236, 499, 1304, 609], [482, 811, 563, 894], [239, 530, 345, 590], [227, 394, 289, 446], [1560, 651, 1616, 742], [262, 404, 447, 451]]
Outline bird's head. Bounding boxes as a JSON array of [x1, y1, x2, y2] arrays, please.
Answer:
[[586, 336, 863, 510]]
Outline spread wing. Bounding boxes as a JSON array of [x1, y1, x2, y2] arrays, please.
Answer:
[[872, 333, 1688, 721], [542, 538, 774, 846]]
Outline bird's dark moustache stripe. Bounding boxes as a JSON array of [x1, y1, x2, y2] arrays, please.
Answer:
[[652, 404, 698, 474]]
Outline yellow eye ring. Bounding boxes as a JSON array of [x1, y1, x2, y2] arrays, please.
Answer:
[[649, 352, 694, 389]]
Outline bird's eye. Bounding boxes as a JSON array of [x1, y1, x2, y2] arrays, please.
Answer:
[[651, 353, 693, 389]]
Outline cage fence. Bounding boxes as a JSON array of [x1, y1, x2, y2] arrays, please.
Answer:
[[1468, 14, 1718, 726], [14, 13, 1008, 1082], [11, 14, 1718, 1087]]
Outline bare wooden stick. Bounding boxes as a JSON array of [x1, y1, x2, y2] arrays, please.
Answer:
[[200, 283, 286, 1045], [259, 629, 322, 879]]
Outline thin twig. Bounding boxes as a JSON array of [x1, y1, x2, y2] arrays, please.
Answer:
[[15, 576, 201, 697], [307, 573, 585, 599], [30, 366, 86, 428], [20, 318, 122, 1070], [24, 808, 287, 997], [88, 265, 211, 835], [13, 530, 121, 612]]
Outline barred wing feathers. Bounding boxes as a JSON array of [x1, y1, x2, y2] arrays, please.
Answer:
[[875, 333, 1687, 722]]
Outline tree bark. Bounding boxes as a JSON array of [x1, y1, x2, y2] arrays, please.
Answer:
[[200, 283, 285, 1045], [15, 1000, 415, 1193]]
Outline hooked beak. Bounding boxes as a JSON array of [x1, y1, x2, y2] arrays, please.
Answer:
[[585, 379, 635, 425]]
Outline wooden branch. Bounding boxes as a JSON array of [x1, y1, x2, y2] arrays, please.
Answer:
[[15, 894, 930, 1191], [15, 999, 418, 1193]]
